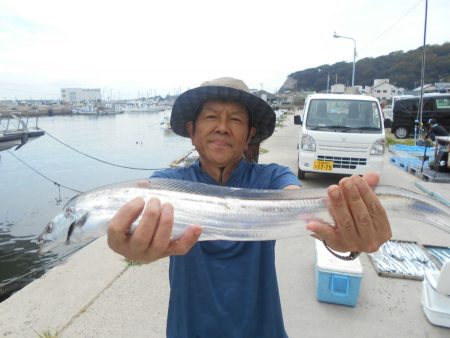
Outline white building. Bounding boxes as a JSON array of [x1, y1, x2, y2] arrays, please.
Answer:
[[330, 83, 345, 94], [61, 88, 102, 103], [371, 79, 401, 101]]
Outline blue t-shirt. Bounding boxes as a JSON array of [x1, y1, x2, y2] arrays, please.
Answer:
[[151, 159, 300, 338]]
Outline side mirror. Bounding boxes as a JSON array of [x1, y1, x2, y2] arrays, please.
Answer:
[[294, 115, 302, 125]]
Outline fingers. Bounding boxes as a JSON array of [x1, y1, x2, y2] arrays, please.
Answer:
[[129, 198, 164, 255], [107, 197, 201, 263], [107, 197, 145, 252], [361, 172, 379, 187], [167, 225, 202, 256], [327, 181, 364, 251], [356, 175, 392, 248], [143, 202, 174, 255], [340, 176, 377, 250], [307, 173, 392, 253]]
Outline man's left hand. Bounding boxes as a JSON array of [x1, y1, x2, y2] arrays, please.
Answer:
[[306, 173, 392, 253]]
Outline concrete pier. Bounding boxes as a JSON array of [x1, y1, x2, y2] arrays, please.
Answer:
[[1, 111, 449, 337]]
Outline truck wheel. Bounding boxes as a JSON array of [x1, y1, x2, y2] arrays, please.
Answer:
[[394, 126, 408, 139], [298, 168, 306, 180]]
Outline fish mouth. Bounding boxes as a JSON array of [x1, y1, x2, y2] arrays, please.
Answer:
[[37, 239, 61, 255]]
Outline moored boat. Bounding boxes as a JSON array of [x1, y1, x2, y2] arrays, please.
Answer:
[[0, 114, 45, 151]]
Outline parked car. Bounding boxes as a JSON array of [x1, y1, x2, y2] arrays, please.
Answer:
[[391, 94, 450, 139], [293, 94, 385, 179]]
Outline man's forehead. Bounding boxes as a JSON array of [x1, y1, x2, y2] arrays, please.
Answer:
[[201, 100, 248, 113]]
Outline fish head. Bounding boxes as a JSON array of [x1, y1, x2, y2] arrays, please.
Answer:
[[38, 207, 89, 254]]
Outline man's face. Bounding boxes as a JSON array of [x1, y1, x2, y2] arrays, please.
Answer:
[[186, 100, 256, 168]]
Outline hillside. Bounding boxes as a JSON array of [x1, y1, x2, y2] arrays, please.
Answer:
[[281, 42, 450, 92]]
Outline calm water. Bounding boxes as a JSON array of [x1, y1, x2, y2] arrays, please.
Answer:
[[0, 110, 192, 299]]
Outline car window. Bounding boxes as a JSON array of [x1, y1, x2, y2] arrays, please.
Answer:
[[423, 98, 436, 111], [306, 99, 381, 130], [406, 99, 419, 111]]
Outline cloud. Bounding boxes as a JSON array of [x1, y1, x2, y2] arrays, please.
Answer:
[[0, 0, 449, 99]]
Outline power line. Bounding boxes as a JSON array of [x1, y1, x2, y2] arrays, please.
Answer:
[[45, 131, 167, 171], [360, 0, 424, 51], [6, 150, 82, 194]]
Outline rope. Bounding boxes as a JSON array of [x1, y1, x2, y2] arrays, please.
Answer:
[[6, 150, 82, 194], [359, 0, 423, 51], [45, 131, 166, 171]]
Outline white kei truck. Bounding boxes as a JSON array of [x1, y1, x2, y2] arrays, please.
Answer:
[[294, 93, 386, 179]]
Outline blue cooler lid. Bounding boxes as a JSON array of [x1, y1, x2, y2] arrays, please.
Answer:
[[315, 240, 363, 275]]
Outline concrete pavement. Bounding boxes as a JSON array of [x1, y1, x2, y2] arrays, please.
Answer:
[[1, 110, 449, 337]]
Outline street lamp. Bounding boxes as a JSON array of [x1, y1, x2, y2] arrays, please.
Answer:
[[333, 31, 357, 88]]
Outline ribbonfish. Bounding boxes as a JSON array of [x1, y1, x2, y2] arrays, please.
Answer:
[[37, 178, 450, 254]]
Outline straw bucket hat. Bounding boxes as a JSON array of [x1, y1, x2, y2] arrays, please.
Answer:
[[170, 77, 276, 142]]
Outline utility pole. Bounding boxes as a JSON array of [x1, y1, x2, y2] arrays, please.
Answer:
[[417, 0, 428, 143]]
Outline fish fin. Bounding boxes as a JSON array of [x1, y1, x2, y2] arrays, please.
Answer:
[[65, 210, 89, 245], [65, 220, 76, 245], [147, 178, 315, 200]]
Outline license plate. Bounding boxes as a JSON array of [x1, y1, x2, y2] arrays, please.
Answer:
[[313, 160, 333, 171]]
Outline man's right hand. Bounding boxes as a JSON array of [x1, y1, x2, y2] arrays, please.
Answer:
[[107, 197, 202, 263]]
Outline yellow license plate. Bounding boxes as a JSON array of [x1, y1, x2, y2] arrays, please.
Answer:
[[313, 160, 333, 171]]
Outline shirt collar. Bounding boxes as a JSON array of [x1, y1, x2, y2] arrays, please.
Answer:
[[192, 159, 249, 186]]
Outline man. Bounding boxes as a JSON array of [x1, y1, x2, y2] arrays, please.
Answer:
[[107, 77, 392, 337], [423, 119, 449, 146]]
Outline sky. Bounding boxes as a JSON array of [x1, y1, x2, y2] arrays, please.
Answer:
[[0, 0, 449, 100]]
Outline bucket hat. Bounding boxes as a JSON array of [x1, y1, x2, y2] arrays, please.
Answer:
[[170, 77, 276, 142]]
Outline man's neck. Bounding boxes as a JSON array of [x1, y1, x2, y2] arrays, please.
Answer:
[[199, 158, 242, 185]]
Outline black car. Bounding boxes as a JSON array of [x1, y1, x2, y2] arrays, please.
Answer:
[[391, 94, 450, 139]]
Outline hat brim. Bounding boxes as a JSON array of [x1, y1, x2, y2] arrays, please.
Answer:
[[170, 86, 276, 142]]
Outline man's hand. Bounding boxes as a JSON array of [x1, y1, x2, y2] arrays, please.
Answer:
[[306, 173, 392, 253], [107, 197, 202, 263]]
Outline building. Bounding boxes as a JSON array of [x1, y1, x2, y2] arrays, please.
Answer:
[[412, 83, 450, 94], [61, 88, 101, 103], [330, 84, 345, 94], [371, 79, 402, 101]]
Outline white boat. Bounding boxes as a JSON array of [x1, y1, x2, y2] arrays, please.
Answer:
[[71, 105, 98, 115], [72, 103, 124, 115], [0, 114, 45, 151], [160, 113, 171, 130], [123, 101, 166, 113], [169, 149, 199, 167], [97, 103, 124, 115]]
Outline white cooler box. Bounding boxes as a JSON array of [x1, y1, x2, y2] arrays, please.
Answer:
[[421, 261, 450, 328], [315, 240, 363, 307]]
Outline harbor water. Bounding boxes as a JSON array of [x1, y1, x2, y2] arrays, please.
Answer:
[[0, 110, 192, 300]]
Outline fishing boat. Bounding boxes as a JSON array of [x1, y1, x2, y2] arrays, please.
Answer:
[[160, 110, 172, 130], [97, 103, 124, 115], [122, 101, 165, 113], [71, 105, 98, 115], [0, 114, 45, 151]]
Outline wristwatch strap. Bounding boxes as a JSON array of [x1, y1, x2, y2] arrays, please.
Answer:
[[323, 241, 361, 261]]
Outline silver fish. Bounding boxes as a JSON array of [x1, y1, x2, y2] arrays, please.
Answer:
[[37, 178, 450, 254]]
